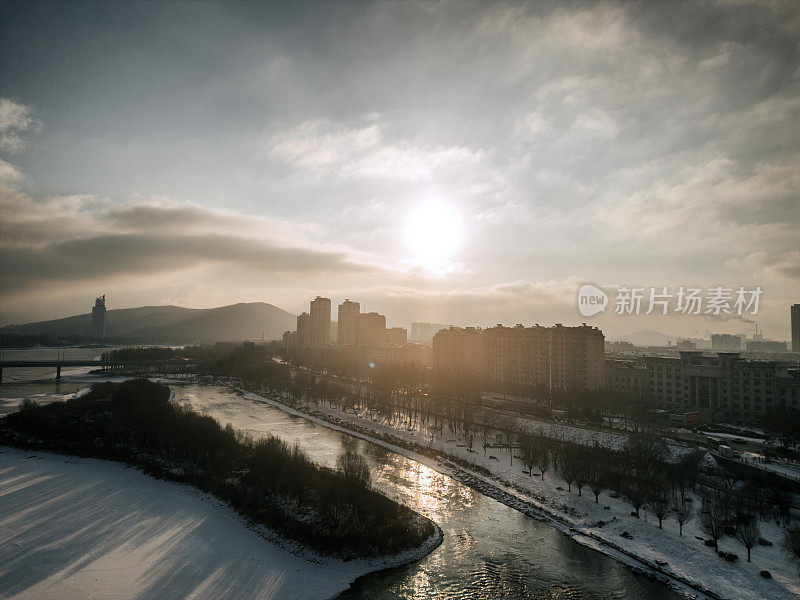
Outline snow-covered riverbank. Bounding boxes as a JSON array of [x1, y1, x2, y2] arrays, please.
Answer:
[[0, 446, 441, 600], [235, 387, 800, 600]]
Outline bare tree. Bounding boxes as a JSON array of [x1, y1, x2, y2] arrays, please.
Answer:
[[588, 464, 606, 504], [574, 462, 587, 497], [648, 483, 673, 529], [557, 444, 577, 491], [674, 502, 694, 536], [587, 444, 607, 503], [783, 526, 800, 575], [672, 450, 702, 501], [519, 432, 537, 476], [337, 449, 371, 488], [772, 488, 792, 526], [534, 437, 550, 482], [721, 468, 740, 493], [465, 426, 475, 453], [735, 516, 760, 562], [479, 410, 497, 456], [700, 495, 727, 552], [624, 480, 647, 518]]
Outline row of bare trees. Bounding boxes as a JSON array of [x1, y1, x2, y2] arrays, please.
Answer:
[[699, 491, 762, 561], [513, 428, 792, 567], [206, 348, 800, 573]]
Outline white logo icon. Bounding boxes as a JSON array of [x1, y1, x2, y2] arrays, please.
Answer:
[[578, 284, 608, 317]]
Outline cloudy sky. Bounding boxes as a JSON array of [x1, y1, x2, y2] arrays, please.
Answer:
[[1, 0, 798, 339]]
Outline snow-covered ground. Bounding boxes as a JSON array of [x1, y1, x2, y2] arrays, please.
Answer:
[[0, 446, 441, 600], [737, 451, 800, 482], [486, 411, 696, 461], [245, 389, 800, 600]]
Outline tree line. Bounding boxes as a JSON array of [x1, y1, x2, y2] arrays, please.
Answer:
[[1, 379, 435, 558], [200, 346, 800, 573]]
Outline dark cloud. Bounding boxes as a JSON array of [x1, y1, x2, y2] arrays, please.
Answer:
[[0, 189, 380, 300], [2, 233, 367, 286]]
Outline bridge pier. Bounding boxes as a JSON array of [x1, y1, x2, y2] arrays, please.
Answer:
[[56, 365, 61, 380], [0, 367, 3, 385]]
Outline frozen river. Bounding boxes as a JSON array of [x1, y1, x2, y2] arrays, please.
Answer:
[[1, 352, 680, 599]]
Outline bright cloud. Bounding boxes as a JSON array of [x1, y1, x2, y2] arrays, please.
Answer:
[[0, 2, 798, 338]]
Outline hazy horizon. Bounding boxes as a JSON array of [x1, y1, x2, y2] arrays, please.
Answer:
[[1, 1, 798, 341]]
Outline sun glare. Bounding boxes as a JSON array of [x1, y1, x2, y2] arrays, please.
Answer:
[[403, 201, 465, 269]]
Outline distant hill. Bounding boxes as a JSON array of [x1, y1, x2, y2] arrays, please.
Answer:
[[0, 302, 297, 345], [609, 329, 677, 347]]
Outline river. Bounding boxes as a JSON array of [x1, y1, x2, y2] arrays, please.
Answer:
[[1, 349, 681, 599]]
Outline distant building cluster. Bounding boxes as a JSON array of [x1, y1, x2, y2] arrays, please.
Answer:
[[284, 297, 419, 366], [711, 333, 742, 352], [281, 298, 800, 424], [746, 339, 788, 353], [433, 324, 605, 392]]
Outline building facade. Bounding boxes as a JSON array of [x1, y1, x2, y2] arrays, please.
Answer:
[[296, 312, 311, 349], [309, 296, 331, 349], [605, 359, 647, 399], [337, 299, 360, 348], [433, 323, 605, 392], [91, 295, 107, 340], [550, 324, 605, 391], [482, 324, 550, 388], [432, 327, 484, 379], [642, 351, 800, 420], [385, 327, 408, 345], [357, 312, 386, 347]]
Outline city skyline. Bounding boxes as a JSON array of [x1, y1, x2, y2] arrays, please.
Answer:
[[3, 290, 799, 348]]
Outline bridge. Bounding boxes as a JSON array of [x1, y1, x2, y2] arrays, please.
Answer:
[[0, 359, 197, 384]]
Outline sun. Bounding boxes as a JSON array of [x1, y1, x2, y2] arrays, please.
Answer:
[[403, 201, 465, 269]]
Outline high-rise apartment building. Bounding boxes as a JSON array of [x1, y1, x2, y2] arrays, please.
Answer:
[[550, 324, 606, 391], [337, 299, 361, 347], [432, 323, 605, 392], [357, 312, 386, 347], [309, 296, 331, 349], [482, 325, 550, 387], [792, 304, 800, 353], [296, 312, 311, 348], [91, 295, 107, 340], [432, 327, 484, 378]]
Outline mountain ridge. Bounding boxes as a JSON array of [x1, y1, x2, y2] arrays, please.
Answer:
[[0, 302, 296, 344]]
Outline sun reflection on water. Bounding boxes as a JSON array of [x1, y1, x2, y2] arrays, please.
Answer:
[[372, 453, 477, 520]]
